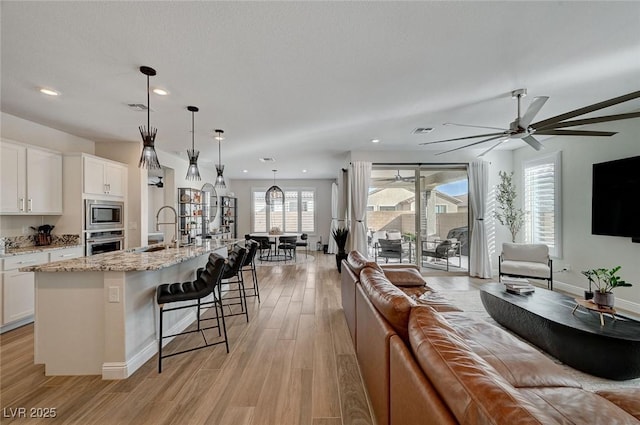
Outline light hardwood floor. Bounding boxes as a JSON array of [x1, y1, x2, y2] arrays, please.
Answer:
[[0, 253, 374, 425]]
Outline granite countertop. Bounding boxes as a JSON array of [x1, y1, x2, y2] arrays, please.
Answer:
[[1, 243, 84, 258], [20, 239, 240, 272]]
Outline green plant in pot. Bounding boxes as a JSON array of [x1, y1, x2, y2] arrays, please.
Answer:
[[332, 227, 349, 272], [580, 266, 632, 308]]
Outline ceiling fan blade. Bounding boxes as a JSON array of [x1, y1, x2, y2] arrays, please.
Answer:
[[531, 90, 640, 129], [435, 135, 505, 155], [478, 138, 508, 157], [519, 96, 549, 128], [444, 122, 508, 131], [535, 112, 640, 130], [419, 132, 504, 145], [535, 129, 617, 137], [522, 135, 544, 151]]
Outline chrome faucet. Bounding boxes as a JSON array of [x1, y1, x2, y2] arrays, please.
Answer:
[[155, 205, 179, 248]]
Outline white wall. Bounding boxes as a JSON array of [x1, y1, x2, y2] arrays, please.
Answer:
[[230, 178, 334, 250], [0, 113, 95, 237], [513, 119, 640, 308]]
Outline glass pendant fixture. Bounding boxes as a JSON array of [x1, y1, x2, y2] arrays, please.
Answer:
[[185, 106, 201, 181], [214, 129, 226, 188], [138, 66, 161, 169], [266, 169, 284, 205]]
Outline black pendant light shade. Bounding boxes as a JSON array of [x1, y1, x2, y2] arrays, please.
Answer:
[[214, 129, 226, 188], [138, 66, 161, 169], [185, 106, 201, 181], [266, 169, 284, 205]]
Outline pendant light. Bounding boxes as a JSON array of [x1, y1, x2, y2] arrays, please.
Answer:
[[185, 106, 201, 181], [214, 129, 226, 188], [266, 169, 284, 205], [138, 66, 161, 169]]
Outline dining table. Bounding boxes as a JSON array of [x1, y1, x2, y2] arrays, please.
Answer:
[[249, 232, 300, 262]]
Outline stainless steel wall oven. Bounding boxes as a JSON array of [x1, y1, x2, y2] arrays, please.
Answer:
[[85, 230, 124, 256]]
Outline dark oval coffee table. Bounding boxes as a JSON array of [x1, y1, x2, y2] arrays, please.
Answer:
[[480, 283, 640, 380]]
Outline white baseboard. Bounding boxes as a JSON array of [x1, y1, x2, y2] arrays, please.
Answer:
[[101, 311, 197, 379]]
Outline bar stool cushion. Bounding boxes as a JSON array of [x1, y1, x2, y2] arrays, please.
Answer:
[[157, 278, 209, 304]]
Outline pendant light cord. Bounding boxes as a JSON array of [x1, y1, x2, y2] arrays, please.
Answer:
[[191, 110, 195, 150], [147, 74, 150, 130]]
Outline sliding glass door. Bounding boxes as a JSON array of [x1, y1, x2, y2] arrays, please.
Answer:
[[367, 165, 469, 272]]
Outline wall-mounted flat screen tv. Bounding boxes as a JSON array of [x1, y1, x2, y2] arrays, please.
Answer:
[[591, 155, 640, 239]]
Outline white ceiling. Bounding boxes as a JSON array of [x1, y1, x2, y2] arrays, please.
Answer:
[[2, 1, 639, 180]]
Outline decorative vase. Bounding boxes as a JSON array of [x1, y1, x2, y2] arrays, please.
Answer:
[[584, 291, 594, 301], [594, 291, 614, 308], [336, 250, 347, 272]]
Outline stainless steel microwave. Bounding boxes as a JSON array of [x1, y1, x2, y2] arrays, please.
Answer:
[[85, 199, 124, 230]]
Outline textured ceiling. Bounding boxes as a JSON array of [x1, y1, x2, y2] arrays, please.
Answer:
[[2, 1, 639, 179]]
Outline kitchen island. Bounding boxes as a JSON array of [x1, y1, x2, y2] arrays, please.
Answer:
[[21, 239, 239, 379]]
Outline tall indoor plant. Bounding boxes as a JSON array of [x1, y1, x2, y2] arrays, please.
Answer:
[[580, 266, 632, 308], [332, 227, 349, 272], [494, 170, 525, 243]]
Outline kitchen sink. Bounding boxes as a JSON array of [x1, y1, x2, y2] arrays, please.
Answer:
[[143, 245, 168, 252]]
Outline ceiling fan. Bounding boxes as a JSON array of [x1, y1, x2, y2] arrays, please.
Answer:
[[376, 170, 419, 183], [419, 89, 640, 156]]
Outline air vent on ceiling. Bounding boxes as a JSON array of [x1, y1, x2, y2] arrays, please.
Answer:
[[128, 103, 151, 111], [259, 157, 276, 163], [413, 127, 434, 134]]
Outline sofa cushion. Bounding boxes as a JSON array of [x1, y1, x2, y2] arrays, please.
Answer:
[[386, 230, 402, 240], [347, 250, 383, 275], [522, 387, 640, 425], [411, 291, 463, 313], [441, 312, 581, 388], [408, 306, 555, 424], [382, 267, 426, 287], [502, 243, 549, 263], [360, 267, 415, 342], [596, 389, 640, 420], [501, 260, 550, 279]]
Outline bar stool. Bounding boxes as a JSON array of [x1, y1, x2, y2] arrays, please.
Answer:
[[157, 253, 228, 373], [217, 245, 249, 322], [241, 240, 260, 302]]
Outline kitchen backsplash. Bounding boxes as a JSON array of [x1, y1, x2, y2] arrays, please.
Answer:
[[3, 234, 81, 250]]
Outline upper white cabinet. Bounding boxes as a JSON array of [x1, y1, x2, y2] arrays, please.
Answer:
[[83, 156, 126, 197], [0, 141, 62, 214]]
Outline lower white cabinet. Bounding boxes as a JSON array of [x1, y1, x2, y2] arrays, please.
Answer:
[[1, 247, 83, 332]]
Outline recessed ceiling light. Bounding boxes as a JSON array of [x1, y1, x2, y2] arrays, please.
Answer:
[[259, 157, 275, 162], [243, 169, 248, 173], [40, 88, 60, 96], [371, 139, 380, 143], [152, 88, 168, 96], [302, 169, 307, 173]]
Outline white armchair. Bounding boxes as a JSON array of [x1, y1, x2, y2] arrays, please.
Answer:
[[499, 243, 553, 290]]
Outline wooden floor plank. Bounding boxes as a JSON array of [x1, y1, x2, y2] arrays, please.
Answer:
[[0, 254, 373, 425]]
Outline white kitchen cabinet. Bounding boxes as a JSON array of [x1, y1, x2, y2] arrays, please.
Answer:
[[83, 156, 126, 197], [1, 252, 48, 327], [0, 247, 83, 332], [49, 246, 84, 262], [0, 141, 62, 214]]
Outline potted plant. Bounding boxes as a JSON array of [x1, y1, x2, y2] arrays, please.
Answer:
[[332, 227, 349, 272], [494, 171, 525, 243], [580, 266, 632, 308]]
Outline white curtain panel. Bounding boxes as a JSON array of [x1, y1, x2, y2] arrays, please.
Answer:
[[349, 161, 372, 254], [328, 182, 339, 254], [469, 159, 492, 278]]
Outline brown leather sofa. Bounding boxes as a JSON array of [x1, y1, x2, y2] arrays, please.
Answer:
[[342, 250, 640, 425]]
